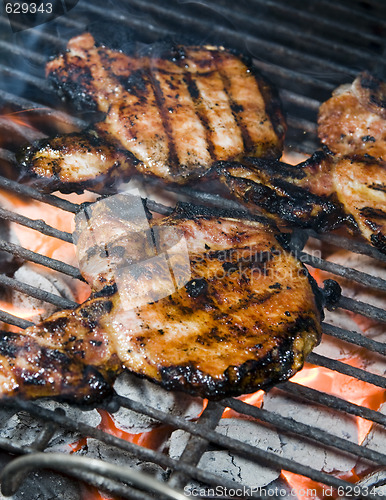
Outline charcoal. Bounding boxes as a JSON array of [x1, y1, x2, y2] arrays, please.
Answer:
[[77, 438, 166, 482], [112, 372, 203, 432], [0, 401, 100, 452], [11, 264, 76, 323], [168, 418, 282, 487], [263, 390, 357, 473]]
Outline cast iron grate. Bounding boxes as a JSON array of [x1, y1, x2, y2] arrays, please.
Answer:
[[0, 0, 385, 498]]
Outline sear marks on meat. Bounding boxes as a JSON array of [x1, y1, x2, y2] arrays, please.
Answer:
[[19, 33, 286, 193], [0, 206, 322, 402], [318, 73, 386, 162], [73, 192, 154, 292], [0, 329, 114, 403], [332, 156, 386, 254], [217, 153, 386, 254], [19, 129, 134, 194], [215, 155, 344, 232]]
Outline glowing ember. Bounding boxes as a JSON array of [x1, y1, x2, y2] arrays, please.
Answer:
[[281, 151, 310, 166]]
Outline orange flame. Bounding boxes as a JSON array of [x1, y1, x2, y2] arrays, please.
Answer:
[[0, 110, 49, 131], [0, 300, 45, 320]]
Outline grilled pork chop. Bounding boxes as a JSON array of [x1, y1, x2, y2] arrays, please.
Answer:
[[19, 33, 286, 193], [318, 73, 386, 162], [217, 153, 386, 254], [0, 205, 322, 402]]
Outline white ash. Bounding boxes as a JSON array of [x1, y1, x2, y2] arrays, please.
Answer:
[[0, 407, 16, 429], [37, 400, 101, 428], [0, 411, 43, 446], [11, 264, 76, 323], [168, 418, 282, 488], [314, 249, 386, 377], [263, 390, 357, 473], [356, 402, 386, 476], [323, 250, 386, 341], [314, 308, 363, 360], [0, 401, 100, 452], [76, 438, 166, 482], [37, 400, 101, 453], [112, 372, 203, 433]]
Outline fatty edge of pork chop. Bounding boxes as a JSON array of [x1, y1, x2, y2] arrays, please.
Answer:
[[18, 33, 286, 193], [0, 204, 322, 403], [216, 152, 386, 255], [318, 72, 386, 162]]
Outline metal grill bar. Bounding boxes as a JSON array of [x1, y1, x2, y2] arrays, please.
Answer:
[[1, 453, 181, 500], [0, 310, 33, 329], [116, 395, 382, 495], [81, 2, 170, 38], [251, 59, 334, 92], [245, 0, 386, 44], [114, 0, 385, 46], [279, 90, 321, 112], [338, 295, 386, 323], [0, 40, 46, 65], [0, 149, 17, 164], [88, 0, 359, 78], [0, 1, 385, 497], [0, 19, 66, 47], [122, 0, 386, 67], [0, 398, 265, 499], [0, 89, 86, 129], [6, 390, 377, 499], [0, 175, 80, 213], [0, 240, 83, 280], [281, 382, 386, 427], [300, 251, 386, 292], [0, 64, 51, 92], [0, 431, 158, 500], [167, 401, 224, 489], [221, 398, 386, 465], [322, 322, 386, 355], [307, 353, 386, 389], [0, 274, 78, 309], [0, 206, 73, 243], [312, 0, 386, 23], [65, 471, 158, 500], [286, 116, 318, 135], [308, 231, 386, 262]]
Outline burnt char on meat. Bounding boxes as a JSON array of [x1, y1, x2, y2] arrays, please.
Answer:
[[215, 155, 343, 232], [318, 73, 386, 162], [0, 207, 322, 402], [217, 152, 386, 254], [18, 33, 286, 193]]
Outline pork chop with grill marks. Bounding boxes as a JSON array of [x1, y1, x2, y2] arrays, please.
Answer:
[[18, 33, 286, 193], [318, 73, 386, 162], [216, 152, 386, 255], [0, 204, 322, 402]]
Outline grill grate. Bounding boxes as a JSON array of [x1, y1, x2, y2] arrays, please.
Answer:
[[0, 0, 385, 498]]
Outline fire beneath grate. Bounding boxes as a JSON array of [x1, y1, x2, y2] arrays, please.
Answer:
[[0, 0, 385, 499]]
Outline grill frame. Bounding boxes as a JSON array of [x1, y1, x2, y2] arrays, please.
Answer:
[[0, 0, 385, 498]]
